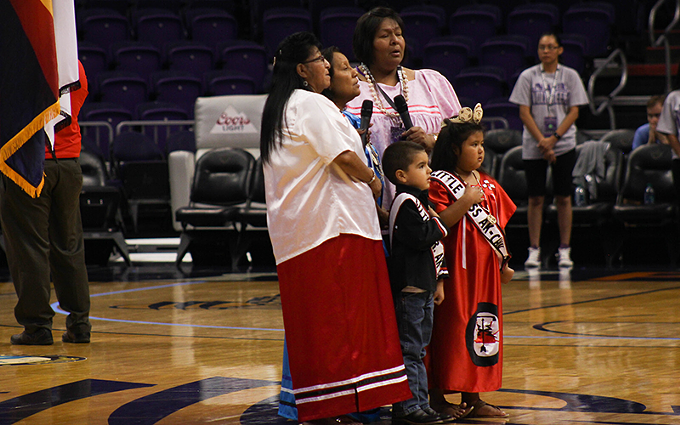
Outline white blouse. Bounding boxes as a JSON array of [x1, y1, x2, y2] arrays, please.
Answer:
[[264, 89, 382, 264]]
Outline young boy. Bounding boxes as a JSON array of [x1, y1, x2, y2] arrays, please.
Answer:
[[383, 141, 452, 425]]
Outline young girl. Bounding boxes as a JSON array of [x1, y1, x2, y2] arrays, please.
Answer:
[[426, 104, 516, 419]]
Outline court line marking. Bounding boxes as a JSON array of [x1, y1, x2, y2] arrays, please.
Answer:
[[51, 280, 284, 332], [504, 335, 680, 341], [506, 284, 680, 315], [49, 280, 680, 341]]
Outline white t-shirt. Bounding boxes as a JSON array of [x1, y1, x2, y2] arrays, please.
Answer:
[[264, 89, 382, 264], [655, 89, 680, 160], [509, 64, 589, 160]]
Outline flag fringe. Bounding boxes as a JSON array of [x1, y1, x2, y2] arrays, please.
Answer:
[[0, 101, 59, 198]]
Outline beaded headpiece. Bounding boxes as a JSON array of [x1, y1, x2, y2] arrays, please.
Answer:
[[447, 103, 484, 125]]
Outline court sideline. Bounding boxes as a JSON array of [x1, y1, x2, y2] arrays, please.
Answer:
[[1, 260, 679, 424]]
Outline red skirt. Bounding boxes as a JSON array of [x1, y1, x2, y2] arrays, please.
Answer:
[[277, 234, 412, 422]]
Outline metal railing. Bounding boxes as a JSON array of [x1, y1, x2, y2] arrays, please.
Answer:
[[585, 0, 680, 130], [115, 120, 195, 137], [587, 48, 628, 129], [80, 119, 196, 161], [649, 0, 680, 93], [80, 121, 114, 156], [113, 120, 195, 160]]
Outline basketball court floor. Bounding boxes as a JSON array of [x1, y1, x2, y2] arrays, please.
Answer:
[[1, 243, 679, 425]]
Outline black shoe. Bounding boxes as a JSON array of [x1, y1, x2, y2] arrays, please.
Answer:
[[10, 328, 53, 345], [422, 407, 454, 423], [62, 330, 91, 343], [393, 409, 443, 424]]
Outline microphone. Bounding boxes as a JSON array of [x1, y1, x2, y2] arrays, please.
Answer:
[[394, 94, 413, 130], [360, 99, 373, 146]]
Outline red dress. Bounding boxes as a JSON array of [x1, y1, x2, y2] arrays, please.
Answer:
[[426, 171, 516, 393]]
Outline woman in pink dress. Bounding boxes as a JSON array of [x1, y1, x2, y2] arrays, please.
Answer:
[[346, 6, 461, 210]]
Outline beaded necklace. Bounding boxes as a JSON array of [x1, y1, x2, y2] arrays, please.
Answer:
[[358, 64, 409, 121]]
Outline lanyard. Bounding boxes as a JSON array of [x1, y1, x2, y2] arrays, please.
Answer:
[[373, 69, 402, 112], [540, 64, 560, 115]]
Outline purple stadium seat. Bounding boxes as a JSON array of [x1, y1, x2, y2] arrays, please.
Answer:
[[204, 70, 257, 96], [400, 7, 443, 62], [80, 0, 130, 15], [484, 98, 523, 132], [111, 41, 162, 84], [136, 101, 190, 152], [423, 36, 472, 82], [187, 0, 236, 13], [448, 6, 499, 57], [78, 41, 109, 87], [560, 33, 589, 75], [319, 7, 364, 62], [507, 3, 560, 58], [151, 71, 203, 118], [262, 7, 312, 58], [96, 71, 149, 119], [133, 8, 185, 51], [563, 3, 614, 57], [135, 0, 183, 13], [185, 8, 238, 53], [166, 41, 215, 81], [218, 40, 268, 92], [479, 35, 531, 85], [250, 0, 304, 38], [80, 8, 130, 51], [80, 101, 134, 160], [453, 66, 506, 105]]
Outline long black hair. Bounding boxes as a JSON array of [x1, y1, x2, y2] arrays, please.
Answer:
[[321, 46, 340, 102], [430, 119, 485, 173], [353, 7, 407, 68], [260, 32, 322, 163]]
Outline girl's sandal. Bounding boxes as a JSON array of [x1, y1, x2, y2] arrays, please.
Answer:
[[466, 400, 509, 418], [430, 401, 474, 420]]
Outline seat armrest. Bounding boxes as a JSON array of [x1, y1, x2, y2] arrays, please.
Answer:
[[169, 150, 196, 231]]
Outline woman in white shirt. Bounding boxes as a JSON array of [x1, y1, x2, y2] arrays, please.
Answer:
[[260, 32, 411, 424]]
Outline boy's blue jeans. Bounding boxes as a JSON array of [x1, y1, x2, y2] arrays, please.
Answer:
[[392, 290, 434, 417]]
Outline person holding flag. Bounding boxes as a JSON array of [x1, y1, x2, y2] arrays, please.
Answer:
[[1, 0, 92, 345]]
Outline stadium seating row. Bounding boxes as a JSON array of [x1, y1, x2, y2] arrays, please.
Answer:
[[80, 118, 677, 267]]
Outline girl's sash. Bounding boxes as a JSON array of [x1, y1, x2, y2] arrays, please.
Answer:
[[430, 170, 511, 269]]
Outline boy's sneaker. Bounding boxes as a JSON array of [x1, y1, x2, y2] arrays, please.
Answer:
[[393, 408, 443, 424], [422, 407, 454, 423], [524, 247, 541, 268], [557, 247, 573, 267]]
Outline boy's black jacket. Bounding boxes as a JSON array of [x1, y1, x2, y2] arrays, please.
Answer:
[[387, 183, 449, 293]]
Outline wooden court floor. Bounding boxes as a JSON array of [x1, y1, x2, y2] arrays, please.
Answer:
[[1, 264, 679, 425]]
